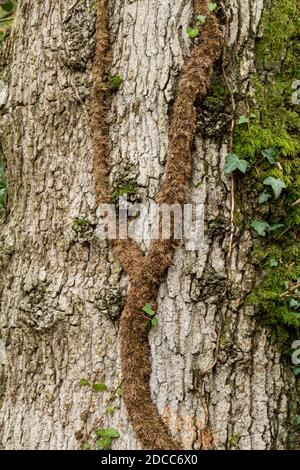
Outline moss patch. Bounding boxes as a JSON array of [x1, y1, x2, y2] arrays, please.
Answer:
[[235, 0, 300, 347]]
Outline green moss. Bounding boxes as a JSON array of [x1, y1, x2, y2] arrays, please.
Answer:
[[205, 75, 230, 110], [112, 183, 137, 200], [229, 433, 241, 449], [72, 217, 91, 231], [234, 0, 300, 348], [108, 75, 123, 92]]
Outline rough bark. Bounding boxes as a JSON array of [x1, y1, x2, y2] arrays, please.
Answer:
[[0, 0, 297, 450]]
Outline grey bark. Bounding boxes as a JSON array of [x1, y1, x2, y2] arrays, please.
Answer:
[[0, 0, 297, 450]]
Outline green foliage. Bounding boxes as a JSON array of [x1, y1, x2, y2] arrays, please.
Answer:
[[261, 148, 278, 164], [237, 115, 249, 125], [95, 427, 120, 450], [258, 192, 272, 205], [79, 378, 90, 386], [93, 382, 107, 393], [292, 366, 300, 376], [106, 405, 116, 416], [143, 303, 159, 327], [229, 433, 240, 449], [186, 26, 199, 39], [251, 221, 284, 237], [263, 176, 286, 199], [232, 0, 300, 348], [81, 442, 91, 451], [0, 0, 16, 43], [72, 217, 90, 231], [208, 3, 217, 12], [224, 153, 249, 174], [0, 163, 6, 213], [108, 75, 123, 91], [112, 183, 137, 200], [196, 15, 206, 25]]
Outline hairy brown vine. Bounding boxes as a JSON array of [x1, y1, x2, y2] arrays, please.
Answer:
[[91, 0, 223, 450]]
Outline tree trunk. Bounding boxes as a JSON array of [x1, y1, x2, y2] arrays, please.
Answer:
[[0, 0, 298, 450]]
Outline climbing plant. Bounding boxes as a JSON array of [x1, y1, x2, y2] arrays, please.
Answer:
[[227, 0, 300, 349], [91, 0, 223, 450]]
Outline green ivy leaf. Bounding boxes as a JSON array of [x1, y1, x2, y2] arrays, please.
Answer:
[[96, 436, 112, 450], [289, 298, 300, 309], [143, 303, 155, 316], [196, 15, 206, 24], [268, 223, 284, 233], [93, 382, 108, 392], [186, 26, 199, 39], [251, 221, 270, 236], [258, 192, 272, 204], [79, 378, 90, 386], [208, 3, 217, 11], [106, 405, 116, 416], [237, 115, 249, 125], [225, 153, 249, 174], [261, 148, 278, 164], [151, 316, 159, 327], [292, 366, 300, 376], [263, 176, 286, 199], [82, 442, 91, 451], [95, 427, 120, 438]]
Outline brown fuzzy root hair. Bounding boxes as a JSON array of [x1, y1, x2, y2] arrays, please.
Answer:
[[91, 0, 223, 450]]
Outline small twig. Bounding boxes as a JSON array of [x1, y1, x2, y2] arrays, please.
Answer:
[[279, 281, 300, 299], [292, 198, 300, 207]]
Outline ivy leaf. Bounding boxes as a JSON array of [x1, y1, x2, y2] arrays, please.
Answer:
[[151, 316, 159, 327], [237, 115, 249, 125], [263, 176, 286, 199], [106, 405, 116, 416], [196, 15, 206, 24], [292, 366, 300, 376], [96, 437, 112, 450], [258, 192, 272, 205], [95, 427, 120, 438], [251, 221, 270, 236], [289, 298, 300, 309], [225, 153, 249, 174], [82, 442, 91, 451], [268, 223, 284, 232], [93, 382, 108, 392], [261, 148, 278, 164], [186, 26, 199, 39], [79, 378, 90, 386], [208, 3, 218, 11], [143, 303, 155, 316]]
